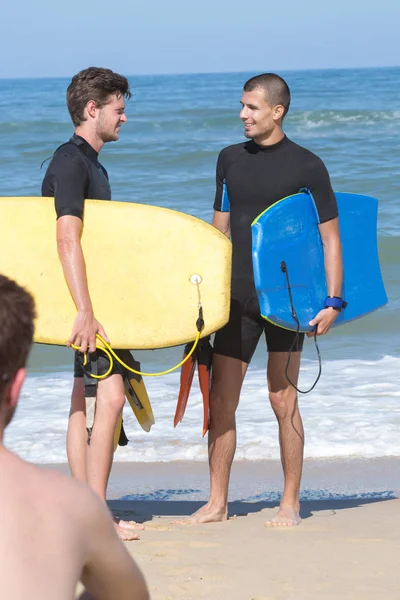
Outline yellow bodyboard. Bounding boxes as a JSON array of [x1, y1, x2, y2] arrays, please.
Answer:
[[0, 197, 232, 349]]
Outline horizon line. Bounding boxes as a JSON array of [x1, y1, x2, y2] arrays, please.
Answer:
[[0, 64, 399, 82]]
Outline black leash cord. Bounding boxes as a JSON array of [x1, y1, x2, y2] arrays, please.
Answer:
[[280, 261, 322, 394]]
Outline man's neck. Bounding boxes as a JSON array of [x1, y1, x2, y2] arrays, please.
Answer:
[[253, 127, 284, 147], [74, 127, 103, 154]]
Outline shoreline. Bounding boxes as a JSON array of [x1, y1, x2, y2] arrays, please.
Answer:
[[43, 457, 400, 502]]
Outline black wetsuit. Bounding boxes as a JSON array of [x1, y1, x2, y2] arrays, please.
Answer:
[[213, 135, 338, 363], [42, 134, 130, 377], [42, 134, 111, 219]]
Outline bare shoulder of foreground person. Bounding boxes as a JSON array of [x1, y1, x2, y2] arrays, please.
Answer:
[[76, 473, 149, 600], [0, 274, 149, 600], [0, 450, 149, 600]]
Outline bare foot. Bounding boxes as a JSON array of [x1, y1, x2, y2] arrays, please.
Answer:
[[264, 506, 301, 527], [114, 517, 145, 531], [115, 523, 140, 541], [173, 503, 228, 525]]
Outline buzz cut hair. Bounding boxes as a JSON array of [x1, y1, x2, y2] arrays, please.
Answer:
[[243, 73, 291, 118]]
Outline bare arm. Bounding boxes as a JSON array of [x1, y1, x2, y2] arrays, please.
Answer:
[[78, 492, 149, 600], [57, 216, 91, 313], [57, 216, 108, 352], [309, 217, 343, 335], [212, 210, 230, 238], [320, 217, 343, 297]]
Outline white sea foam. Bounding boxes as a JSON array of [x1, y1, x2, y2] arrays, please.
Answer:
[[4, 356, 400, 464], [290, 110, 400, 129]]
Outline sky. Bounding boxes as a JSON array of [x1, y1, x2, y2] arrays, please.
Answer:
[[1, 0, 399, 78]]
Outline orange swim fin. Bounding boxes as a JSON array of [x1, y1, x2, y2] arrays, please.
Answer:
[[174, 342, 197, 428], [174, 337, 213, 435], [198, 364, 210, 437]]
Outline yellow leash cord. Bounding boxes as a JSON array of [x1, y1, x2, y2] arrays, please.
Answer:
[[71, 279, 204, 379], [71, 330, 201, 379]]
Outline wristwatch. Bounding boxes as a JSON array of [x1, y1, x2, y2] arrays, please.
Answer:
[[324, 296, 348, 311]]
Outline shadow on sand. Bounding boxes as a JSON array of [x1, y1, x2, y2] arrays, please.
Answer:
[[108, 490, 398, 524]]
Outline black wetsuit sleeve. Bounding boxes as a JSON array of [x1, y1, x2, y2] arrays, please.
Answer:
[[303, 154, 338, 224], [213, 150, 226, 211], [41, 150, 89, 220]]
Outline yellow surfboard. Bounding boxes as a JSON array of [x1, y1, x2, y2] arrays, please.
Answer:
[[0, 197, 231, 349]]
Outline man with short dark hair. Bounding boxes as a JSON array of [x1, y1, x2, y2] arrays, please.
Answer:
[[181, 73, 343, 527], [0, 275, 149, 600], [41, 67, 139, 539]]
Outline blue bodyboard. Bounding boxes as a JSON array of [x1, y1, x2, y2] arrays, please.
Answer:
[[251, 190, 388, 332]]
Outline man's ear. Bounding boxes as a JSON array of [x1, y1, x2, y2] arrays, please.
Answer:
[[9, 368, 27, 411], [85, 100, 97, 120], [273, 104, 285, 122]]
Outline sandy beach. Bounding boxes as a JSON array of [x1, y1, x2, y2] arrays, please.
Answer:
[[109, 459, 400, 599], [53, 458, 400, 599], [112, 496, 400, 600]]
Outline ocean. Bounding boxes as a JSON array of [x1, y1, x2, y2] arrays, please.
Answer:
[[1, 67, 399, 464]]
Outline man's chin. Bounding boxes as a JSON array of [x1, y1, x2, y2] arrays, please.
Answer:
[[244, 130, 253, 139], [102, 133, 119, 143]]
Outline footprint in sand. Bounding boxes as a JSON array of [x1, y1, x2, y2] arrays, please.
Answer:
[[142, 524, 172, 531]]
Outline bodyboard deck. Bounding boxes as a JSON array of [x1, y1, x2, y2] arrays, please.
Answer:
[[251, 190, 387, 332]]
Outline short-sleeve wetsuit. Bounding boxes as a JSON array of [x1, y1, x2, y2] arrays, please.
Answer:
[[41, 133, 111, 219], [42, 133, 130, 377], [213, 135, 338, 363]]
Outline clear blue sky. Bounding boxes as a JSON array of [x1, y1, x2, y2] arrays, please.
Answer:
[[1, 0, 399, 78]]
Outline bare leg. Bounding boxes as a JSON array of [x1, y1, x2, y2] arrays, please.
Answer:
[[175, 354, 247, 524], [87, 374, 125, 500], [265, 351, 303, 527], [86, 374, 142, 540], [66, 378, 87, 482]]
